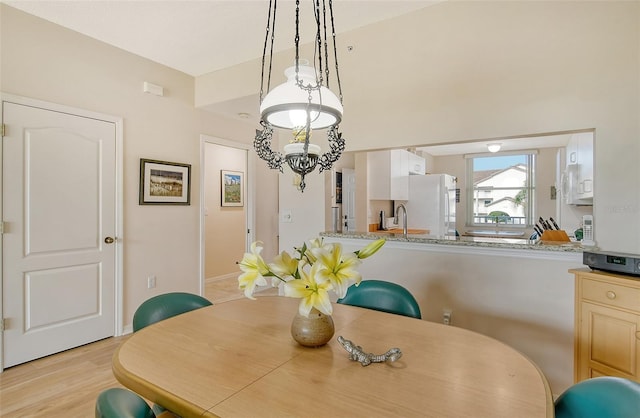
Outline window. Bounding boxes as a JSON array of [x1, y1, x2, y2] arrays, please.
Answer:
[[466, 152, 536, 227]]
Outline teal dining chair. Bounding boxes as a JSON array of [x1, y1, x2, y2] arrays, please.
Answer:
[[95, 388, 155, 418], [337, 280, 422, 319], [132, 292, 212, 332], [554, 376, 640, 418]]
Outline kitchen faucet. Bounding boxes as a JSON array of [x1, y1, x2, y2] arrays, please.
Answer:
[[395, 203, 408, 238]]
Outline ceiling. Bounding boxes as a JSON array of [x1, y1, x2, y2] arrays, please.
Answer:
[[3, 0, 574, 155], [4, 0, 439, 77], [416, 133, 571, 157]]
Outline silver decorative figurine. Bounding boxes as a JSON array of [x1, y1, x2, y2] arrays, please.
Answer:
[[337, 336, 402, 366]]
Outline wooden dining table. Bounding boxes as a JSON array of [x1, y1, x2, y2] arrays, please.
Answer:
[[112, 296, 554, 418]]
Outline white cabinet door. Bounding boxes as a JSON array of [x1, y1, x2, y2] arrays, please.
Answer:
[[564, 132, 594, 203], [576, 133, 594, 199], [408, 152, 426, 175], [368, 150, 409, 200], [368, 150, 391, 200], [389, 150, 409, 200]]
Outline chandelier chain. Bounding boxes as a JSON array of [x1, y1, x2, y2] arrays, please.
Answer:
[[321, 0, 330, 89], [313, 0, 325, 87], [328, 0, 343, 102], [294, 0, 323, 95], [294, 0, 301, 87], [267, 0, 277, 99], [260, 0, 277, 104]]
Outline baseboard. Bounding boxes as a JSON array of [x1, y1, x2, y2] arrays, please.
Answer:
[[206, 272, 240, 283]]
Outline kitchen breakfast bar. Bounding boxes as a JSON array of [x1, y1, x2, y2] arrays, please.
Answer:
[[321, 231, 585, 397]]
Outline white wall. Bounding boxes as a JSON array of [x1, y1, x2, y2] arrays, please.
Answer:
[[253, 157, 280, 262], [0, 5, 279, 327]]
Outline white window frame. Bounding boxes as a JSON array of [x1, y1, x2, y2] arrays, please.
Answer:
[[465, 150, 537, 228]]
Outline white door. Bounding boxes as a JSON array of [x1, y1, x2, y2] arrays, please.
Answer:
[[2, 101, 117, 368], [342, 168, 356, 231]]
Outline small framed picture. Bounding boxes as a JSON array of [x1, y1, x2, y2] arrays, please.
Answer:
[[139, 159, 191, 205], [221, 170, 244, 207]]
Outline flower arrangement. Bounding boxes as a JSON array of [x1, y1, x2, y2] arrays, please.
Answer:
[[238, 237, 386, 318]]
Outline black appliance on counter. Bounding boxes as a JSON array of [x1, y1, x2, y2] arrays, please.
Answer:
[[583, 250, 640, 277]]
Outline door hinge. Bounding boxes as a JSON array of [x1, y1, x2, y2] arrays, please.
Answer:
[[0, 318, 6, 332], [0, 221, 4, 235], [1, 124, 5, 137]]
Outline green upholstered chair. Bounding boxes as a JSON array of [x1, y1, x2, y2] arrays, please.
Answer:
[[132, 292, 212, 332], [132, 292, 212, 417], [554, 376, 640, 418], [337, 280, 422, 319], [95, 388, 155, 418]]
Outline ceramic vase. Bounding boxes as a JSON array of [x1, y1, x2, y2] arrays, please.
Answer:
[[290, 307, 335, 347]]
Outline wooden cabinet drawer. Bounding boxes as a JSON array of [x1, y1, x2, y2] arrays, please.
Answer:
[[581, 278, 640, 313]]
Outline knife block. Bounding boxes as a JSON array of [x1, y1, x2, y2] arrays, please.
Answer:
[[540, 230, 570, 242]]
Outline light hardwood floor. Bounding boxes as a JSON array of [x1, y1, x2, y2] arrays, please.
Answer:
[[0, 276, 270, 417]]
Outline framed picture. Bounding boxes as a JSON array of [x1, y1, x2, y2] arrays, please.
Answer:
[[139, 159, 191, 205], [221, 170, 244, 207]]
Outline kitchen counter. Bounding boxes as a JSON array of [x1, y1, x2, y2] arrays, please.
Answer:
[[370, 228, 430, 235], [321, 231, 586, 253]]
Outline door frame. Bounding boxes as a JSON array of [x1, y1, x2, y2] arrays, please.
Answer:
[[0, 93, 124, 370], [199, 135, 255, 294]]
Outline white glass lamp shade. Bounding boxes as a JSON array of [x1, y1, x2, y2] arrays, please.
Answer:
[[487, 143, 502, 153], [260, 64, 343, 130], [284, 142, 321, 156]]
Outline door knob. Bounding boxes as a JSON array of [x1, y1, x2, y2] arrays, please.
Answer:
[[104, 237, 115, 244]]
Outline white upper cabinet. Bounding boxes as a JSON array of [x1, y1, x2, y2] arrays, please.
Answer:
[[368, 149, 413, 200], [408, 152, 426, 175], [564, 132, 594, 204]]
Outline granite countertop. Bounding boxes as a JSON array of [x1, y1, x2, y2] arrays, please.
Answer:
[[321, 231, 587, 253]]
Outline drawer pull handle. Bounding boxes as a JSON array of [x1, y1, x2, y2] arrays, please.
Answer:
[[606, 291, 616, 300]]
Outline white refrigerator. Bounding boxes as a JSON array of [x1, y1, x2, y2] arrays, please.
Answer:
[[400, 174, 457, 237]]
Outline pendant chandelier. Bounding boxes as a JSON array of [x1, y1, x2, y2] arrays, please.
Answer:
[[254, 0, 346, 192]]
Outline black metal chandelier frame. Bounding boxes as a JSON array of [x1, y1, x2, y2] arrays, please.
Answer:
[[254, 0, 346, 192]]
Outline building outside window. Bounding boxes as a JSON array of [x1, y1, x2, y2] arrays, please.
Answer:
[[466, 152, 536, 227]]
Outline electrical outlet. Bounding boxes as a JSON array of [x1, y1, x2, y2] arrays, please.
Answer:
[[442, 309, 452, 325], [147, 275, 156, 289]]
